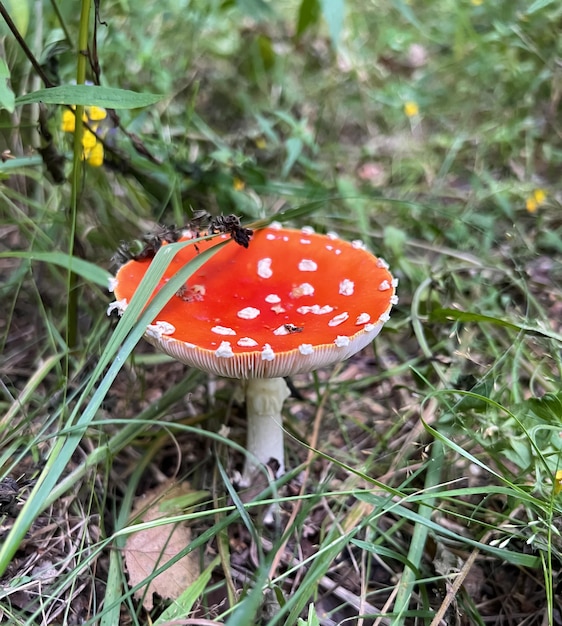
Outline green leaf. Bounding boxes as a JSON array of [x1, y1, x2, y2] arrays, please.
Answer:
[[319, 0, 345, 48], [0, 0, 30, 37], [526, 0, 557, 13], [0, 251, 111, 288], [15, 85, 163, 109], [0, 58, 15, 113], [296, 0, 321, 39], [430, 307, 562, 342], [282, 137, 303, 177]]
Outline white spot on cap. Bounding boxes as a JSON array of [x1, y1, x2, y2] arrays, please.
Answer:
[[334, 336, 350, 347], [364, 323, 376, 332], [301, 226, 315, 234], [377, 258, 389, 269], [339, 279, 354, 296], [326, 245, 333, 251], [335, 249, 342, 255], [392, 278, 399, 288], [351, 240, 366, 250], [273, 325, 290, 335], [238, 337, 258, 347], [265, 294, 281, 303], [266, 233, 276, 240], [291, 283, 315, 298], [146, 320, 176, 339], [257, 258, 273, 279], [107, 299, 128, 316], [216, 342, 235, 358], [297, 304, 334, 315], [271, 304, 286, 314], [300, 238, 311, 244], [212, 326, 236, 335], [298, 259, 318, 272], [379, 280, 391, 291], [379, 312, 391, 322], [283, 236, 289, 241], [327, 232, 339, 240], [299, 344, 314, 355], [390, 295, 399, 305], [270, 221, 282, 230], [328, 312, 349, 327], [261, 344, 275, 360], [356, 313, 370, 325], [237, 306, 260, 320], [108, 277, 118, 293]]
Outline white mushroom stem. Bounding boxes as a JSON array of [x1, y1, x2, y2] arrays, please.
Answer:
[[240, 377, 290, 487]]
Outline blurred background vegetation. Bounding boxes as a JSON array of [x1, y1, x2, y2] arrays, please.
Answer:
[[1, 0, 562, 624]]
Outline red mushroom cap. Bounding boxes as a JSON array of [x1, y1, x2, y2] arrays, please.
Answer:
[[110, 224, 397, 379]]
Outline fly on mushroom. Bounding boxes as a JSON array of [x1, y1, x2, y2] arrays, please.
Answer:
[[208, 214, 253, 248]]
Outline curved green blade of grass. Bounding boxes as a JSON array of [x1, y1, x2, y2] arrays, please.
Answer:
[[0, 236, 227, 576], [0, 251, 111, 288], [15, 84, 163, 108]]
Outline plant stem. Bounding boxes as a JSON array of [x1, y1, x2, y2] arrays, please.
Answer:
[[241, 377, 290, 486], [66, 0, 91, 348]]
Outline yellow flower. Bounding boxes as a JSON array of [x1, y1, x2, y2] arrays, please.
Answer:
[[233, 177, 245, 191], [61, 103, 107, 167], [404, 101, 419, 118], [87, 105, 107, 121], [526, 188, 546, 213], [254, 136, 267, 150], [471, 0, 483, 5], [554, 470, 562, 495], [86, 141, 104, 167], [61, 109, 76, 132]]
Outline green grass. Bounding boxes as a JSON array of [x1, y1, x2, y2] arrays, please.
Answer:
[[1, 0, 562, 624]]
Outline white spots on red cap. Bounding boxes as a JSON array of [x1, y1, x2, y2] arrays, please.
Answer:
[[237, 306, 260, 320], [257, 257, 273, 279], [335, 249, 342, 255], [261, 344, 275, 360], [297, 304, 334, 315], [301, 226, 315, 235], [379, 280, 391, 291], [300, 238, 312, 245], [273, 325, 290, 336], [392, 278, 399, 288], [356, 313, 371, 325], [298, 259, 318, 272], [334, 335, 350, 347], [266, 233, 276, 241], [216, 341, 235, 358], [146, 320, 176, 339], [271, 304, 286, 314], [299, 343, 314, 355], [326, 245, 333, 251], [339, 279, 354, 296], [327, 232, 339, 240], [364, 323, 376, 332], [237, 337, 258, 347], [377, 258, 389, 270], [390, 295, 399, 305], [107, 298, 128, 316], [328, 312, 349, 327], [291, 283, 315, 298], [351, 240, 366, 250], [270, 221, 282, 229], [265, 294, 281, 304], [108, 277, 118, 293], [283, 235, 289, 242], [379, 312, 391, 323], [212, 325, 236, 335]]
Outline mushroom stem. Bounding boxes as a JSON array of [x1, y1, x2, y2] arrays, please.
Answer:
[[240, 377, 290, 486]]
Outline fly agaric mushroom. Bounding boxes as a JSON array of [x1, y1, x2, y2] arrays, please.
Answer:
[[109, 223, 397, 485]]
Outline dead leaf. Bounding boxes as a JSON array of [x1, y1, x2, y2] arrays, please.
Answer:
[[125, 481, 200, 611]]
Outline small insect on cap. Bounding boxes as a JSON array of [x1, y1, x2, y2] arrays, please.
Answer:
[[110, 224, 397, 379]]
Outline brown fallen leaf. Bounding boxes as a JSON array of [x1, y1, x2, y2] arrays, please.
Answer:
[[124, 481, 201, 611]]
